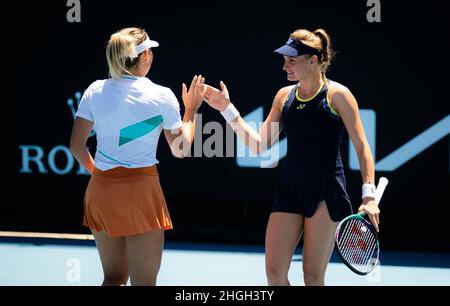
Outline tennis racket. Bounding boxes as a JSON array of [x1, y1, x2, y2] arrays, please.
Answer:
[[334, 177, 389, 275]]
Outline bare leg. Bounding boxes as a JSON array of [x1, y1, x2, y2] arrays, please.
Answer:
[[125, 229, 164, 286], [302, 201, 338, 286], [92, 230, 129, 286], [265, 212, 304, 286]]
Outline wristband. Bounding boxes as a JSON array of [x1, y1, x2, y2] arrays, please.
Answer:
[[362, 183, 376, 199], [220, 103, 240, 123]]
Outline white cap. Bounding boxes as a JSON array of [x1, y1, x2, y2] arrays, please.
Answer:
[[135, 36, 159, 55]]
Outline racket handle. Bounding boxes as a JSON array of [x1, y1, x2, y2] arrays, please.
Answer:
[[375, 177, 389, 204]]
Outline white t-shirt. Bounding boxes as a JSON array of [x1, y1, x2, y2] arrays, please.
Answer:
[[76, 76, 183, 170]]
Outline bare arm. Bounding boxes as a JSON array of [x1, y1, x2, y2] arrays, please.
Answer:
[[330, 84, 380, 230], [203, 81, 290, 154], [70, 117, 95, 174], [164, 109, 197, 158], [164, 75, 204, 158]]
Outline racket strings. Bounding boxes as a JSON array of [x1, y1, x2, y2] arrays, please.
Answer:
[[340, 225, 373, 271], [348, 223, 376, 267], [340, 220, 376, 268], [337, 219, 378, 273], [342, 222, 377, 272]]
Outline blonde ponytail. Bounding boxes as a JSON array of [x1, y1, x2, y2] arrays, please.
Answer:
[[106, 28, 147, 80]]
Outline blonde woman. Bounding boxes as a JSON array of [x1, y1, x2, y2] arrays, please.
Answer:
[[70, 27, 204, 286], [202, 29, 378, 286]]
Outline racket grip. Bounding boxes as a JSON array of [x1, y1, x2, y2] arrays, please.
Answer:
[[375, 177, 389, 204]]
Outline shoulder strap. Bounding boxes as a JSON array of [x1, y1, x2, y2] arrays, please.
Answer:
[[280, 84, 299, 112]]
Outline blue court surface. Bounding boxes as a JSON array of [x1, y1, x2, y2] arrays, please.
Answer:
[[1, 234, 449, 286]]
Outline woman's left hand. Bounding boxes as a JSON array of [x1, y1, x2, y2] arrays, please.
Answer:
[[182, 75, 205, 113], [357, 198, 380, 232]]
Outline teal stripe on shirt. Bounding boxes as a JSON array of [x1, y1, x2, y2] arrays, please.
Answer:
[[119, 115, 163, 147], [98, 151, 132, 167]]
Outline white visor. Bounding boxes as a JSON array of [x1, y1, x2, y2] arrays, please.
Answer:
[[135, 36, 159, 55]]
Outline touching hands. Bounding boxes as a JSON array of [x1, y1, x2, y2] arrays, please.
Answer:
[[184, 78, 235, 114], [182, 75, 205, 113], [202, 81, 231, 112]]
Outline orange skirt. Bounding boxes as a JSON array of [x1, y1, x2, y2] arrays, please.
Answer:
[[83, 166, 173, 237]]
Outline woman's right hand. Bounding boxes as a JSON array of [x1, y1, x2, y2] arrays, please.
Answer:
[[182, 75, 205, 113], [202, 81, 231, 112]]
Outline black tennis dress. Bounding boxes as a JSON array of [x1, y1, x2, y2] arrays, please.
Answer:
[[272, 80, 352, 222]]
